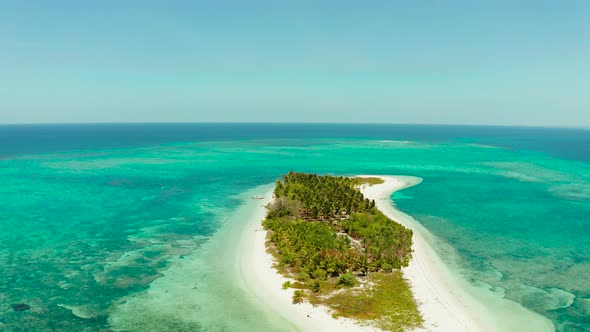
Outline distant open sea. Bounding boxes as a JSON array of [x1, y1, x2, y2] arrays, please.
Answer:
[[1, 124, 589, 331]]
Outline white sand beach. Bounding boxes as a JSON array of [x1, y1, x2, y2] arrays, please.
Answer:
[[239, 176, 555, 332], [359, 176, 554, 332], [360, 175, 488, 331]]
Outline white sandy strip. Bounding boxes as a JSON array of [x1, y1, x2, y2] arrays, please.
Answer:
[[359, 175, 554, 332], [360, 176, 486, 332]]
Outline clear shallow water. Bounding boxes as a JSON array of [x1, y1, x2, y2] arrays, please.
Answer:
[[0, 124, 589, 331]]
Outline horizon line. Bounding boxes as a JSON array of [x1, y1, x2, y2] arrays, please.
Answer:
[[0, 121, 588, 130]]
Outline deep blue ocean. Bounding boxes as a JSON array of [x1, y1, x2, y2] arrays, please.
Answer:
[[1, 124, 589, 331]]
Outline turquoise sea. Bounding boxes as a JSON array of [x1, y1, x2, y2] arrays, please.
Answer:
[[1, 124, 589, 331]]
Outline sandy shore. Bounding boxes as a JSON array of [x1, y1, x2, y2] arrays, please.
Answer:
[[239, 177, 555, 332], [360, 176, 486, 331], [360, 175, 554, 332]]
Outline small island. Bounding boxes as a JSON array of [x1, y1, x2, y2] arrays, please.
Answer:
[[262, 172, 423, 331]]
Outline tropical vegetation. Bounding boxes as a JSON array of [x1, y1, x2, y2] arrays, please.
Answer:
[[262, 172, 422, 331]]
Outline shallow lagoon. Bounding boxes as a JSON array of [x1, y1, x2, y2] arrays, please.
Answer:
[[1, 124, 589, 331]]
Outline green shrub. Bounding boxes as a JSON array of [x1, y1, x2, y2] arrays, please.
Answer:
[[381, 262, 393, 272], [296, 271, 310, 282], [292, 290, 307, 304], [266, 197, 301, 218], [312, 269, 328, 280], [338, 273, 358, 287], [282, 281, 292, 290], [290, 282, 307, 289], [310, 280, 321, 293]]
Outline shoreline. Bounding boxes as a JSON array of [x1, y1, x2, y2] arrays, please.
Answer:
[[238, 176, 555, 331], [361, 175, 487, 331], [360, 176, 485, 331], [361, 175, 554, 332]]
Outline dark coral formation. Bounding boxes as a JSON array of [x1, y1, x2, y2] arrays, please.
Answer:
[[11, 303, 31, 312]]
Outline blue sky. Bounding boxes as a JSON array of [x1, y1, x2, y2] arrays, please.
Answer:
[[1, 1, 589, 126]]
